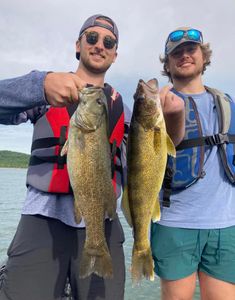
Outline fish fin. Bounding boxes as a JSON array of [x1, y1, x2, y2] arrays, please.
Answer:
[[121, 186, 133, 227], [60, 139, 69, 156], [131, 246, 155, 285], [79, 243, 113, 279], [166, 134, 176, 157], [151, 197, 161, 222], [74, 197, 82, 224]]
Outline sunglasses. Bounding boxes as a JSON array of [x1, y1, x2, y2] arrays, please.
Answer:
[[167, 29, 203, 44], [82, 31, 117, 50]]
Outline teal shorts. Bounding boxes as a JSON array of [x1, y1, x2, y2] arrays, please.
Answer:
[[150, 223, 235, 283]]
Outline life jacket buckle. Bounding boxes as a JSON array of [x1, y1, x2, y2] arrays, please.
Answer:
[[205, 133, 229, 146], [162, 189, 171, 207]]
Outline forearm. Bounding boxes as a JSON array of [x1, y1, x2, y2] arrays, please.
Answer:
[[165, 109, 185, 146], [0, 70, 48, 116], [159, 86, 185, 146]]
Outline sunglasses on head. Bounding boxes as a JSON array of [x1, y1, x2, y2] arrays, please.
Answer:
[[82, 31, 117, 50], [167, 29, 203, 44]]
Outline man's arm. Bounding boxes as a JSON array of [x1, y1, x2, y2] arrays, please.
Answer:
[[0, 71, 85, 115], [0, 71, 48, 116], [160, 86, 185, 146]]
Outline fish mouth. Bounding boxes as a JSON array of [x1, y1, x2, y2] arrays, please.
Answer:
[[136, 79, 159, 94], [80, 86, 104, 96]]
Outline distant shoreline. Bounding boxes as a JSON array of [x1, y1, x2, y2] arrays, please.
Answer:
[[0, 150, 29, 168]]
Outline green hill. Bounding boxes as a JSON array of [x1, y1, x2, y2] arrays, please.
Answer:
[[0, 150, 30, 168]]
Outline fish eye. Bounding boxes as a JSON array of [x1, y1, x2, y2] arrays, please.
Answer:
[[96, 98, 103, 105]]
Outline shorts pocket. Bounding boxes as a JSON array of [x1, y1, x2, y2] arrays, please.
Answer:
[[151, 224, 185, 260]]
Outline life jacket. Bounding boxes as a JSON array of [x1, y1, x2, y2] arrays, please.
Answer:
[[26, 83, 124, 197], [162, 87, 235, 207]]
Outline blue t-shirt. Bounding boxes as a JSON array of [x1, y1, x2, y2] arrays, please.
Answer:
[[158, 90, 235, 229]]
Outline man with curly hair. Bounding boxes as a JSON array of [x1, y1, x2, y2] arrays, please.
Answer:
[[151, 27, 235, 300]]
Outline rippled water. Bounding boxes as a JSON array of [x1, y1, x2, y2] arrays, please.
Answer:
[[0, 168, 200, 299]]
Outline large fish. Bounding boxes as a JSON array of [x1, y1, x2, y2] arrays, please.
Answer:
[[61, 86, 116, 279], [122, 78, 176, 284]]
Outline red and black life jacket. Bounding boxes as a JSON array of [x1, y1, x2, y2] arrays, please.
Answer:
[[26, 83, 124, 197]]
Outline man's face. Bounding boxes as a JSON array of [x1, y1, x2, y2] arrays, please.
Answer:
[[167, 42, 205, 81], [76, 19, 117, 74]]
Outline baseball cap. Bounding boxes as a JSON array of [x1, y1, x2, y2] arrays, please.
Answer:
[[76, 14, 119, 60], [165, 27, 203, 55]]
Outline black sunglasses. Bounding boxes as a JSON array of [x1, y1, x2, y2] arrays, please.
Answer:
[[82, 31, 117, 50]]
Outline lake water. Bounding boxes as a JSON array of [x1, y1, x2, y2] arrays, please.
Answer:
[[0, 168, 200, 299]]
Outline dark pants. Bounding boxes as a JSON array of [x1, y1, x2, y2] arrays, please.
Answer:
[[0, 215, 125, 300]]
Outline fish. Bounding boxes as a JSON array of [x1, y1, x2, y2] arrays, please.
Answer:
[[61, 86, 117, 279], [122, 78, 176, 284]]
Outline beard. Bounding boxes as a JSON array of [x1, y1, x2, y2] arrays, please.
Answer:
[[80, 53, 112, 74], [171, 63, 204, 82]]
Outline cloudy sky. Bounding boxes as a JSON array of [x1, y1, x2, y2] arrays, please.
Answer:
[[0, 0, 235, 154]]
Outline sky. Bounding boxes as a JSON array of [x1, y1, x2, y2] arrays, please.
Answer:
[[0, 0, 235, 154]]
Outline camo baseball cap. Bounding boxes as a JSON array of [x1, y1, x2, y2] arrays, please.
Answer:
[[165, 27, 203, 55]]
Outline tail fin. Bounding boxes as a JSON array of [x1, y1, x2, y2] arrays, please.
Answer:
[[131, 245, 155, 285], [79, 243, 113, 279]]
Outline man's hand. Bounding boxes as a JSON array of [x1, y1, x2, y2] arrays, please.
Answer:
[[44, 72, 86, 107], [159, 85, 185, 146], [159, 85, 184, 115]]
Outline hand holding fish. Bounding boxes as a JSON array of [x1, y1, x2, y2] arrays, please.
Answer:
[[44, 72, 86, 107]]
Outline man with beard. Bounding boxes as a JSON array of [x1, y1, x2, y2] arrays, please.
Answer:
[[151, 27, 235, 300], [0, 14, 130, 300]]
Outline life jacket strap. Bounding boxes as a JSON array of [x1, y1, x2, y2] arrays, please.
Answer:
[[29, 155, 66, 165], [31, 137, 60, 151], [162, 166, 174, 207], [176, 133, 235, 151], [110, 140, 123, 178], [58, 126, 67, 169]]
